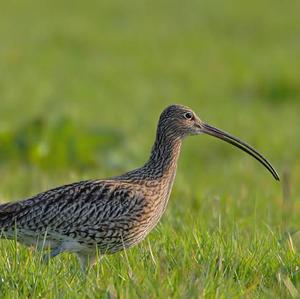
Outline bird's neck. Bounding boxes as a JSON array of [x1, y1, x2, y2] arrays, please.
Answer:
[[118, 131, 182, 182], [145, 132, 182, 179]]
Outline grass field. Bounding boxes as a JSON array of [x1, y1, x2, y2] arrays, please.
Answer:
[[0, 0, 300, 297]]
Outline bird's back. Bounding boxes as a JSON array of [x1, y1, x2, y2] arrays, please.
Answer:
[[0, 178, 166, 254]]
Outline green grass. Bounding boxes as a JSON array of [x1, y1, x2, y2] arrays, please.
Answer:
[[0, 0, 300, 297]]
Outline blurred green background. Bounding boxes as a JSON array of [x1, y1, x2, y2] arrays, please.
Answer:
[[0, 0, 300, 297]]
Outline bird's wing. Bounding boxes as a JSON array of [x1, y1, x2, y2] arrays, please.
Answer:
[[0, 179, 146, 236]]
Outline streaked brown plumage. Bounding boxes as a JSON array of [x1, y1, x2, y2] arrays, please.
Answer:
[[0, 104, 279, 269]]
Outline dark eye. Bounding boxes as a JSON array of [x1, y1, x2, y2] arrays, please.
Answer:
[[184, 112, 193, 120]]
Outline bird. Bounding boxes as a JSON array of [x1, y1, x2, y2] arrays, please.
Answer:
[[0, 104, 279, 270]]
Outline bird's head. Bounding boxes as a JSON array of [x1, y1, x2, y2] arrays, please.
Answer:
[[158, 104, 280, 181]]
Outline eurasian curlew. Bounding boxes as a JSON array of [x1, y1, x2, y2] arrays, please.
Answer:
[[0, 104, 279, 269]]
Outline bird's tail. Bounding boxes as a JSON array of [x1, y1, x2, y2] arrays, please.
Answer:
[[0, 202, 20, 229]]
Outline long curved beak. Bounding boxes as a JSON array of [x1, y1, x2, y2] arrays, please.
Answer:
[[200, 123, 280, 181]]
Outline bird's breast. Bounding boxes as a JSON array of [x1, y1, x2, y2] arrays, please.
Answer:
[[138, 173, 177, 235]]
